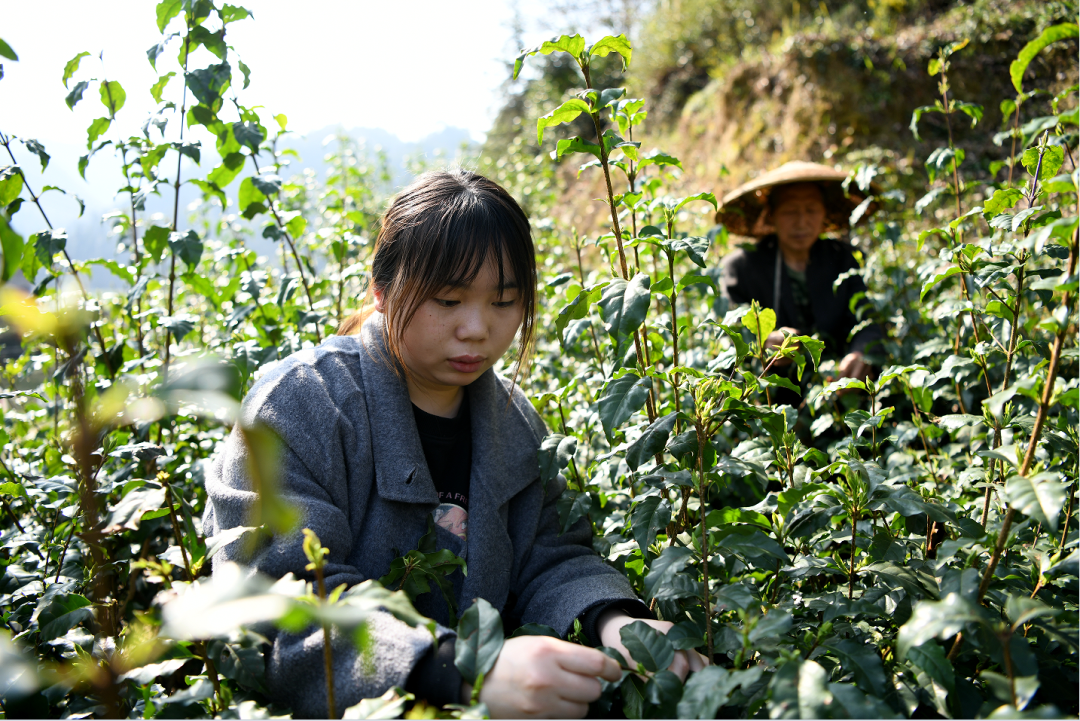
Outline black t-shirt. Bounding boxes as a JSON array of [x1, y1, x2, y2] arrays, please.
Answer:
[[412, 394, 472, 540]]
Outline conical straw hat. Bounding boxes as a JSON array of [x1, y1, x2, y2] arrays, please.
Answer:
[[715, 161, 880, 237]]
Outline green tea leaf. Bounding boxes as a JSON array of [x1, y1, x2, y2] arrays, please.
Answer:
[[454, 598, 504, 684], [150, 72, 175, 104], [168, 229, 203, 269], [630, 495, 671, 555], [907, 641, 956, 694], [598, 373, 651, 439], [65, 80, 89, 110], [742, 306, 776, 343], [185, 62, 231, 106], [143, 225, 170, 263], [897, 593, 986, 658], [598, 273, 650, 360], [625, 412, 677, 471], [768, 659, 830, 719], [920, 265, 961, 301], [0, 214, 25, 283], [100, 80, 126, 115], [619, 620, 674, 673], [589, 35, 632, 69], [822, 638, 887, 695], [37, 594, 93, 641], [643, 545, 695, 601], [62, 51, 90, 88], [238, 176, 267, 212], [678, 667, 762, 719], [1022, 145, 1065, 181], [555, 136, 602, 161], [1010, 23, 1079, 93], [556, 489, 591, 535], [0, 166, 23, 207], [234, 121, 265, 151], [156, 0, 183, 32], [536, 98, 592, 146], [537, 433, 577, 487], [513, 34, 586, 79], [87, 117, 112, 147], [644, 669, 682, 717], [0, 38, 17, 61], [555, 284, 602, 344], [666, 236, 711, 268], [1005, 472, 1066, 532], [32, 228, 67, 267], [104, 483, 167, 533]]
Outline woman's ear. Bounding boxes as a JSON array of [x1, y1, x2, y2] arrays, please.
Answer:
[[373, 286, 386, 314]]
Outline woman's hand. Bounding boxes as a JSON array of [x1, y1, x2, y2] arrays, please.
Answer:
[[595, 611, 709, 682], [838, 351, 870, 381], [764, 326, 801, 367], [464, 635, 622, 718]]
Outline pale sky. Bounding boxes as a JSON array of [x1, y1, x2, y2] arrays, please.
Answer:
[[0, 0, 562, 258], [0, 0, 530, 145]]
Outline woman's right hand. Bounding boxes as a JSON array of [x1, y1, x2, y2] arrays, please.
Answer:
[[764, 326, 801, 366], [462, 635, 622, 718]]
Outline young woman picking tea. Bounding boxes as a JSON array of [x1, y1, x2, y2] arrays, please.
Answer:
[[204, 170, 705, 718]]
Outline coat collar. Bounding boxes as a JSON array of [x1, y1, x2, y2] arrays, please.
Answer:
[[356, 316, 541, 509]]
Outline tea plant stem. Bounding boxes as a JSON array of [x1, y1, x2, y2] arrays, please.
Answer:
[[69, 356, 119, 636], [572, 234, 606, 376], [666, 247, 681, 425], [119, 144, 142, 268], [0, 133, 116, 379], [848, 512, 858, 600], [556, 399, 584, 487], [1001, 630, 1017, 708], [977, 233, 1076, 604], [315, 564, 337, 719], [579, 65, 629, 281], [54, 516, 77, 583], [160, 473, 193, 581], [577, 63, 653, 415], [691, 393, 714, 659], [1060, 484, 1075, 550], [937, 64, 963, 223], [163, 21, 192, 389], [239, 254, 273, 341], [250, 154, 323, 342], [119, 144, 147, 357], [0, 496, 25, 535]]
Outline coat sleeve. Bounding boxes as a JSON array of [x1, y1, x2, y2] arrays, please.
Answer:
[[203, 359, 453, 717]]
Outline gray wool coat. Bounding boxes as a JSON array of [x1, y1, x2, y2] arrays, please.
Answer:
[[203, 316, 639, 717]]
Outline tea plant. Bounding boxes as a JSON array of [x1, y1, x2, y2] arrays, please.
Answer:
[[0, 2, 1076, 718]]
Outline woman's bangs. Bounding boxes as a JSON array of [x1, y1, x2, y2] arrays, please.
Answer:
[[434, 201, 522, 295]]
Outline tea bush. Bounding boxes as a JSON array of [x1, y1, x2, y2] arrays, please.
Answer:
[[0, 2, 1076, 718]]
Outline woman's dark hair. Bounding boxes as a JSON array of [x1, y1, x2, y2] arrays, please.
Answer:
[[337, 169, 537, 382]]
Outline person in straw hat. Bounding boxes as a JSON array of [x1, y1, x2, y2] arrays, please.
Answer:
[[716, 161, 884, 386]]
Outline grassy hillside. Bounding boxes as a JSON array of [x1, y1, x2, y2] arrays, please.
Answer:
[[482, 0, 1078, 228]]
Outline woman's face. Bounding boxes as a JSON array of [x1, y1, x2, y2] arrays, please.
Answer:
[[768, 183, 827, 256], [376, 256, 523, 410]]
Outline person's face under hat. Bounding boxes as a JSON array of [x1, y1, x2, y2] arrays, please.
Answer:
[[767, 182, 827, 258]]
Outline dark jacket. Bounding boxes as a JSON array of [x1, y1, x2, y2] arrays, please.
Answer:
[[203, 316, 640, 716], [720, 234, 883, 357]]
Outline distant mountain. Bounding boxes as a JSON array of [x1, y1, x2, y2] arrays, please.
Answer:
[[7, 125, 476, 287], [281, 125, 476, 187]]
